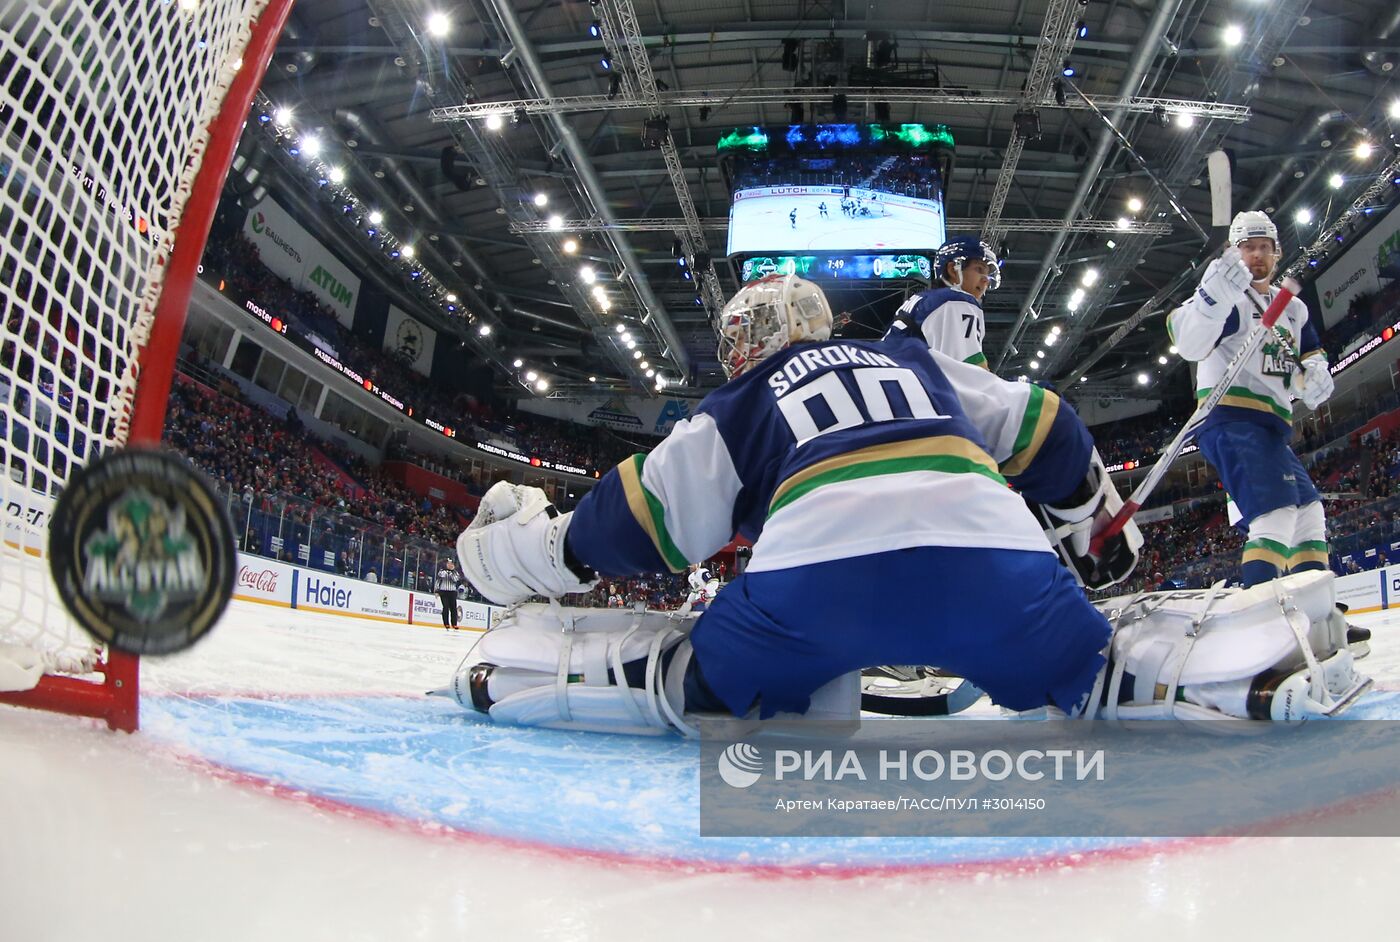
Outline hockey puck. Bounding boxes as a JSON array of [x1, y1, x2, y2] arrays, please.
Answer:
[[48, 447, 236, 656]]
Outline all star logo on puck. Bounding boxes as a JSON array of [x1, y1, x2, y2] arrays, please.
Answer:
[[49, 448, 235, 656]]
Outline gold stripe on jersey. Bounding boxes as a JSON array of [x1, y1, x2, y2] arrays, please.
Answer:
[[1002, 385, 1061, 477], [769, 436, 1003, 516]]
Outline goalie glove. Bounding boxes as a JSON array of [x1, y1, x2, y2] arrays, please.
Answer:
[[457, 482, 599, 606], [1196, 246, 1252, 312], [1296, 356, 1334, 410], [1034, 450, 1142, 590]]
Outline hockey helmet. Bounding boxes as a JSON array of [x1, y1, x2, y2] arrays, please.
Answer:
[[718, 275, 833, 378], [688, 568, 713, 590], [935, 236, 1001, 292], [1228, 211, 1279, 248]]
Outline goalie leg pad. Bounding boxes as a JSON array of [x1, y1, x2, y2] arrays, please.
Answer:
[[1087, 570, 1371, 723], [442, 604, 864, 737], [445, 604, 705, 737]]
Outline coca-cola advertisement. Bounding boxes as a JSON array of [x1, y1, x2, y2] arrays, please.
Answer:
[[238, 566, 279, 593], [231, 556, 295, 604]]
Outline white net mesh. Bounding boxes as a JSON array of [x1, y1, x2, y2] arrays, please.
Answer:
[[0, 0, 272, 690]]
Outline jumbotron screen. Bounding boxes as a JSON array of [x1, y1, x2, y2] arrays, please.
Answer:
[[721, 124, 951, 256]]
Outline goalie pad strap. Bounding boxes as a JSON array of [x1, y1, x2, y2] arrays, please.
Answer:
[[1090, 571, 1369, 722]]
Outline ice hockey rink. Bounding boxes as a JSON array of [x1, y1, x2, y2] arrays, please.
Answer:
[[727, 189, 946, 254], [4, 598, 1400, 940]]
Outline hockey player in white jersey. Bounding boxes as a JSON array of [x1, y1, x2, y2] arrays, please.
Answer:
[[675, 566, 720, 615], [447, 275, 1367, 734], [1167, 211, 1338, 589], [882, 236, 1000, 368]]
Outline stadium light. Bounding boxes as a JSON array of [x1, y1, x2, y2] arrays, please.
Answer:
[[426, 12, 451, 37], [1355, 140, 1374, 160], [533, 192, 549, 207], [1081, 268, 1099, 287], [580, 266, 597, 284], [1169, 345, 1179, 355], [633, 350, 642, 360], [1126, 196, 1143, 213], [589, 375, 598, 383], [1036, 350, 1045, 359], [368, 210, 383, 225], [655, 375, 667, 390], [402, 244, 415, 258], [640, 361, 650, 370], [1175, 111, 1196, 129], [1029, 361, 1040, 370], [445, 293, 457, 303], [1390, 100, 1400, 120], [626, 340, 637, 350], [1329, 173, 1345, 190], [547, 214, 564, 230], [328, 166, 345, 183], [1158, 356, 1168, 365], [513, 358, 524, 368], [525, 370, 538, 382], [479, 324, 491, 336], [484, 114, 504, 131], [273, 106, 293, 127], [1295, 207, 1314, 225], [562, 238, 579, 254], [535, 378, 549, 391], [615, 323, 626, 334], [1222, 24, 1244, 47], [300, 135, 321, 157], [1136, 372, 1150, 385], [1116, 217, 1131, 230]]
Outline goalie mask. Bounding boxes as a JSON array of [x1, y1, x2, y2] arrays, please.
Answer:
[[718, 275, 834, 378]]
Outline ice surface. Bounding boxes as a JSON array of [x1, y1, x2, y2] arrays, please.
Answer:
[[4, 599, 1400, 939]]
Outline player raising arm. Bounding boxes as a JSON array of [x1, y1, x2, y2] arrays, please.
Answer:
[[1167, 211, 1339, 589], [882, 236, 1000, 368]]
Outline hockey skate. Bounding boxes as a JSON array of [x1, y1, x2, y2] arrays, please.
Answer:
[[1082, 570, 1372, 724], [1334, 603, 1372, 659]]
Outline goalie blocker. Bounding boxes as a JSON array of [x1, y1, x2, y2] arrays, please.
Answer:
[[438, 570, 1369, 735]]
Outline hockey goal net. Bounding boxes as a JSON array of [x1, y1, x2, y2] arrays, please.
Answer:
[[0, 0, 292, 730]]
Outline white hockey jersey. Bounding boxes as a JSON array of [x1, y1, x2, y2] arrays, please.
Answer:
[[567, 336, 1093, 578], [1166, 283, 1323, 434], [881, 286, 988, 368]]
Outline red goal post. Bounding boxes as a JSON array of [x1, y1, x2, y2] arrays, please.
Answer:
[[0, 0, 295, 731]]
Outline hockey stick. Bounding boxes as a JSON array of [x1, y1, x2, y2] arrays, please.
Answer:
[[1088, 277, 1302, 556]]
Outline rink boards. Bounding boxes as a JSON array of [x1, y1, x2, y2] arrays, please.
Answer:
[[231, 551, 502, 630]]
